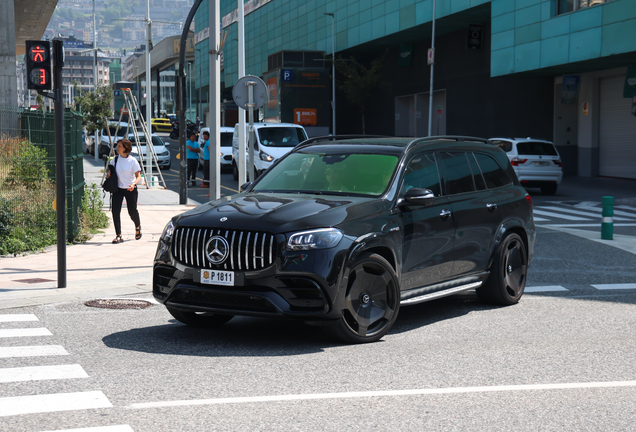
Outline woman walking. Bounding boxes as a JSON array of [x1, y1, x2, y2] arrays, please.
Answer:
[[106, 139, 142, 244]]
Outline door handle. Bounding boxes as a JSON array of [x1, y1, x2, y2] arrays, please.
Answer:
[[487, 203, 497, 212], [440, 209, 451, 219]]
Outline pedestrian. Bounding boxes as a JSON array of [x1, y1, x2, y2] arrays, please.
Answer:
[[200, 130, 210, 187], [186, 132, 200, 187], [106, 139, 142, 244], [196, 116, 201, 132]]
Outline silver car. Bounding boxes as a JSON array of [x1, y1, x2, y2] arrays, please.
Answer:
[[127, 133, 172, 170]]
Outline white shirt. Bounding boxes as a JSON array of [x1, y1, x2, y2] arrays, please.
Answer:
[[110, 155, 141, 189]]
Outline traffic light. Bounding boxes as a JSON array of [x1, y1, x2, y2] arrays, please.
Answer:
[[26, 40, 52, 91]]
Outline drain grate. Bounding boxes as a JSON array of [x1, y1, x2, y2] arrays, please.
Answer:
[[84, 299, 153, 309]]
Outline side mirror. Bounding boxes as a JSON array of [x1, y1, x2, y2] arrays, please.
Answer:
[[239, 182, 253, 192], [401, 188, 436, 206]]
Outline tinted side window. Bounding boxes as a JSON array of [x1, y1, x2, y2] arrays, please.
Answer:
[[467, 153, 486, 190], [403, 153, 442, 197], [438, 152, 475, 195], [490, 140, 513, 152], [474, 153, 511, 189]]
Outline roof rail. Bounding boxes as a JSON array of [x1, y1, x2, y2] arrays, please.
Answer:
[[298, 134, 389, 147], [415, 135, 490, 144]]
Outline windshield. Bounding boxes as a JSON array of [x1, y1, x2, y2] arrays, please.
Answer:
[[102, 125, 129, 137], [128, 136, 164, 147], [253, 152, 399, 196], [257, 127, 307, 148], [516, 141, 558, 156], [221, 132, 233, 147]]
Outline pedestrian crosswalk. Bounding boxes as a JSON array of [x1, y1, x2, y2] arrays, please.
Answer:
[[533, 201, 636, 226], [0, 313, 133, 431]]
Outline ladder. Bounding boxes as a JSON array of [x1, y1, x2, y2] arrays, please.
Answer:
[[100, 89, 167, 189]]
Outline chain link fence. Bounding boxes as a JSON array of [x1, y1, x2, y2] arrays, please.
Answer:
[[0, 106, 84, 254]]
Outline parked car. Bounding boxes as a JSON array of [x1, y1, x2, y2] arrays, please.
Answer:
[[153, 135, 535, 343], [197, 126, 234, 171], [126, 132, 171, 170], [151, 118, 173, 133], [231, 122, 308, 180], [489, 137, 563, 195], [85, 121, 132, 158]]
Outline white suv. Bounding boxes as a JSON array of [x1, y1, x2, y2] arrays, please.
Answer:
[[489, 137, 563, 195], [231, 122, 308, 180]]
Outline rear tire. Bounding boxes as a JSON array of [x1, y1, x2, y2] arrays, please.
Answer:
[[166, 306, 234, 328], [477, 233, 527, 305], [232, 162, 238, 181]]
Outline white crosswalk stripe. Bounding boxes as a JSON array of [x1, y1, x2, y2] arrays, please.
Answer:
[[0, 364, 88, 383], [0, 391, 112, 417], [38, 426, 135, 432], [0, 328, 52, 338], [525, 286, 568, 293], [0, 345, 68, 358], [536, 205, 633, 221], [0, 314, 39, 322]]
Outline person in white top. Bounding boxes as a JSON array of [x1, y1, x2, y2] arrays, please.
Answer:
[[106, 139, 142, 244]]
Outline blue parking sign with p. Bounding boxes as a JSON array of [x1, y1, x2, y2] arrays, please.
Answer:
[[282, 69, 293, 81], [113, 90, 121, 97]]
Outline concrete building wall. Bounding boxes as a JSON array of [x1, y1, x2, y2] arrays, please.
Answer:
[[0, 0, 17, 107]]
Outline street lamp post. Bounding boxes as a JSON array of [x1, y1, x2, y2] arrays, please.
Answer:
[[324, 12, 336, 136]]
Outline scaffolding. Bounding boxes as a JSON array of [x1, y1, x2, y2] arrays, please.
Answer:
[[100, 89, 167, 189]]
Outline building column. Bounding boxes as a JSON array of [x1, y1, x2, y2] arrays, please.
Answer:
[[0, 0, 17, 107]]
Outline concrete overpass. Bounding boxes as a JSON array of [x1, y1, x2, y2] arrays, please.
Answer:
[[1, 0, 58, 106]]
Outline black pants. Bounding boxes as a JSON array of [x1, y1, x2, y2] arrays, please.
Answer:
[[187, 158, 198, 182], [202, 160, 210, 185], [111, 187, 140, 236]]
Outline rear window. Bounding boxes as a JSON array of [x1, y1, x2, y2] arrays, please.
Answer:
[[490, 140, 513, 152], [516, 141, 558, 156]]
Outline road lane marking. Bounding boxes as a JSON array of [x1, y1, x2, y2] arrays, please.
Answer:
[[0, 391, 112, 417], [532, 209, 591, 221], [0, 345, 68, 358], [0, 364, 88, 383], [0, 314, 39, 322], [0, 328, 52, 338], [532, 216, 550, 222], [592, 283, 636, 290], [524, 286, 568, 293], [39, 425, 134, 432], [128, 380, 636, 409], [537, 223, 636, 228]]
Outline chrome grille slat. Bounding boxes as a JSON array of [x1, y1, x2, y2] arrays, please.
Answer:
[[172, 228, 275, 271], [253, 232, 259, 269], [245, 232, 251, 270]]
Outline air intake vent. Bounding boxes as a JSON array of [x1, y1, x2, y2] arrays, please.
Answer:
[[172, 227, 276, 271]]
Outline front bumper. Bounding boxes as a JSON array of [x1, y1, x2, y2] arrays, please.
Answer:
[[152, 233, 351, 320]]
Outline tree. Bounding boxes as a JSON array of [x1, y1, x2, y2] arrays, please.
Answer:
[[75, 85, 113, 134], [334, 50, 388, 134]]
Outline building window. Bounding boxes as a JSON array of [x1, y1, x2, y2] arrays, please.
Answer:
[[558, 0, 613, 14]]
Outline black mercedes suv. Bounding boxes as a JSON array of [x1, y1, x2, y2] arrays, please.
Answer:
[[153, 136, 535, 343]]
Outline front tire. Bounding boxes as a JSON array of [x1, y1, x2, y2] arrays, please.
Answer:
[[477, 233, 527, 305], [232, 162, 238, 181], [326, 252, 400, 344], [166, 306, 234, 328]]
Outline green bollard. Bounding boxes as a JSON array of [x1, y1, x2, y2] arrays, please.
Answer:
[[601, 196, 614, 240]]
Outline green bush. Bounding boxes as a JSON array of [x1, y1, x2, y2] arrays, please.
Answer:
[[76, 183, 110, 243], [3, 144, 49, 190]]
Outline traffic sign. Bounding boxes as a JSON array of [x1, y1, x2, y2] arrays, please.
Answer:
[[26, 40, 52, 91], [232, 75, 267, 110]]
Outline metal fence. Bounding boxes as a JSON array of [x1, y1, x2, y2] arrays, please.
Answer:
[[0, 106, 84, 249]]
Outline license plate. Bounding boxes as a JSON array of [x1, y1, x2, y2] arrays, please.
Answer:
[[201, 270, 234, 286], [535, 161, 550, 166]]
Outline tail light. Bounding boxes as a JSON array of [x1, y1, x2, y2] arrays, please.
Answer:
[[511, 157, 527, 166], [525, 193, 533, 208], [553, 159, 562, 167]]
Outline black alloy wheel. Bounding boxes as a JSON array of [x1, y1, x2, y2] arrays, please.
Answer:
[[327, 252, 400, 344], [477, 233, 527, 305], [166, 306, 234, 328]]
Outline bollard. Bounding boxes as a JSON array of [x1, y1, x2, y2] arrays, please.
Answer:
[[601, 196, 614, 240]]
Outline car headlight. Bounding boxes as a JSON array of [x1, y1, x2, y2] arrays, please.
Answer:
[[259, 150, 274, 162], [160, 220, 175, 242], [287, 228, 343, 251], [159, 151, 169, 156]]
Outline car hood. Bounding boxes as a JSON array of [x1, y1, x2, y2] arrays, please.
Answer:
[[130, 145, 168, 154], [173, 193, 389, 234]]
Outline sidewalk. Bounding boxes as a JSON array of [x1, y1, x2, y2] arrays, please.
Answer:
[[0, 157, 200, 310]]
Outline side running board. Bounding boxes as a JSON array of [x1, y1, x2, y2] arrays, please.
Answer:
[[400, 281, 483, 306]]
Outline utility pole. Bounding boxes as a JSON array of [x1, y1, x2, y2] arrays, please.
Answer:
[[145, 0, 152, 183], [428, 0, 436, 137]]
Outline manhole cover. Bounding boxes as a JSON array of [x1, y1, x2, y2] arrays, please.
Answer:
[[14, 278, 55, 284], [84, 299, 153, 309]]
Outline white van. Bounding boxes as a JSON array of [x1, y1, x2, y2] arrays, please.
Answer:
[[231, 122, 308, 180]]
